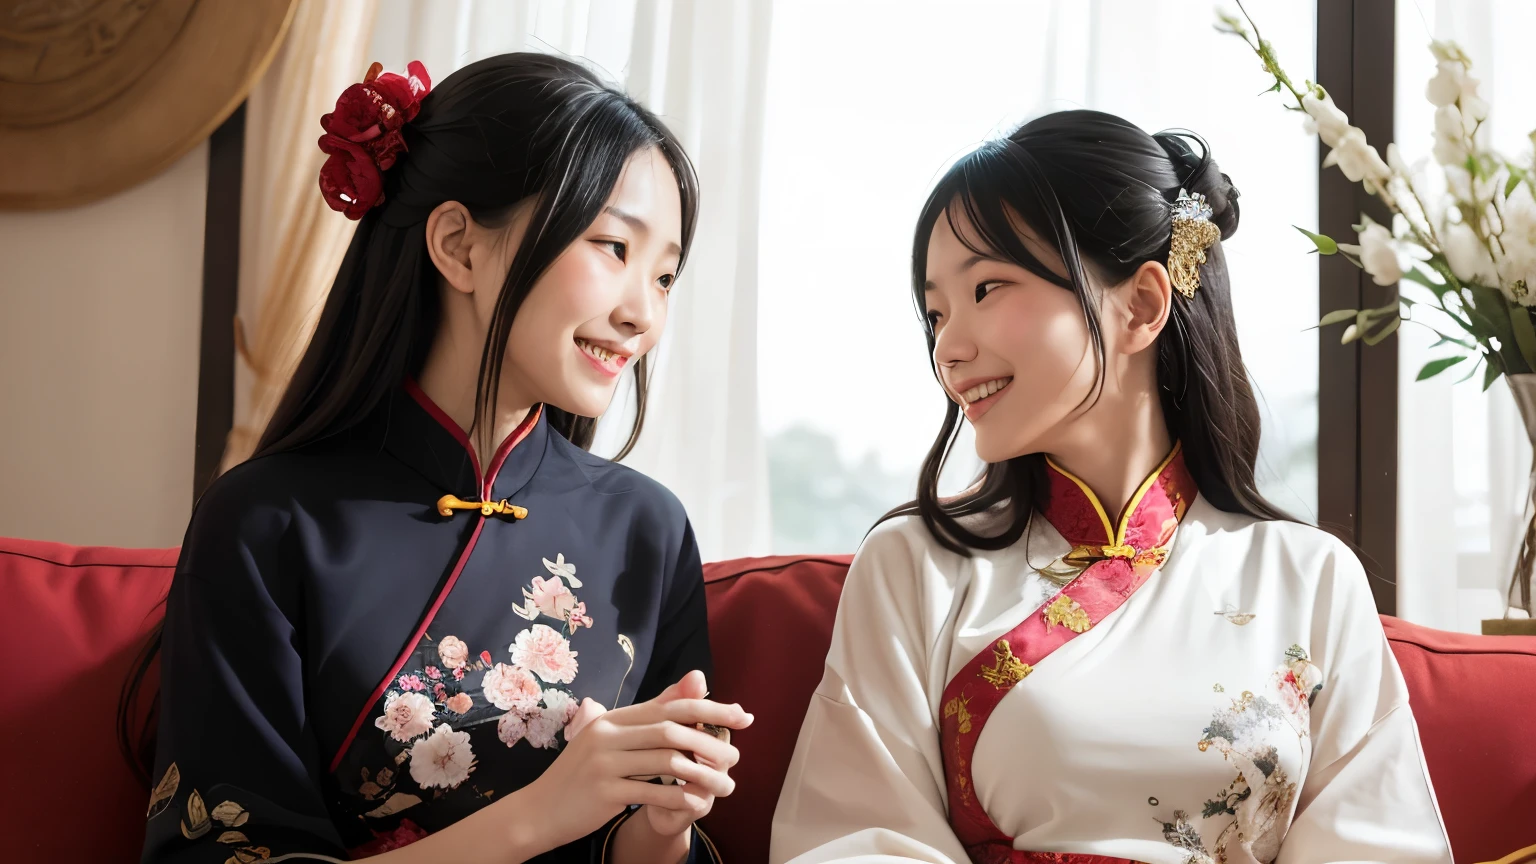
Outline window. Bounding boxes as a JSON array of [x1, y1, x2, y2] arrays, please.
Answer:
[[757, 0, 1320, 553]]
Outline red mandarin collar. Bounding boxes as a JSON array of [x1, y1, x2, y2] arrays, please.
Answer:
[[1040, 443, 1198, 560]]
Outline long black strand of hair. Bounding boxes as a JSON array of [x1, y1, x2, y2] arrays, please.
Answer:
[[886, 109, 1293, 556], [118, 53, 700, 783]]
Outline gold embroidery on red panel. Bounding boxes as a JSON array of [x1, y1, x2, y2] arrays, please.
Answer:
[[978, 640, 1031, 688]]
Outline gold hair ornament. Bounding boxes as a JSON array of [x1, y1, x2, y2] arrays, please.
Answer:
[[1168, 189, 1221, 299]]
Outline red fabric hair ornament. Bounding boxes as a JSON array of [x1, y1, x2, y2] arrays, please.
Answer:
[[317, 60, 432, 220]]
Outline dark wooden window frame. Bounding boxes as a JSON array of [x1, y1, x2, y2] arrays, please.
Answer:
[[1316, 0, 1398, 614], [194, 103, 245, 502]]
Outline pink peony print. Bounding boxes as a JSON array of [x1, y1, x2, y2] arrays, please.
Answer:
[[497, 711, 527, 747], [437, 636, 470, 670], [525, 711, 563, 749], [511, 624, 579, 684], [481, 663, 542, 714], [527, 576, 578, 621], [374, 692, 435, 743], [541, 689, 578, 724], [444, 692, 474, 715], [433, 683, 448, 701], [398, 674, 425, 692], [408, 724, 475, 789], [425, 666, 441, 680], [452, 667, 465, 682], [567, 601, 593, 632]]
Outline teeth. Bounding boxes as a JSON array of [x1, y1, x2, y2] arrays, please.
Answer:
[[959, 377, 1012, 405], [577, 338, 616, 363]]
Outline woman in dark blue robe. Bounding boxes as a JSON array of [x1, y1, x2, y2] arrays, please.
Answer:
[[131, 53, 749, 864]]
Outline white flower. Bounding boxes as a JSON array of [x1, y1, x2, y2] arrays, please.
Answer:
[[541, 688, 579, 724], [1322, 127, 1391, 190], [542, 553, 582, 588], [496, 712, 527, 748], [1433, 104, 1469, 166], [408, 724, 476, 789], [511, 624, 579, 684], [1426, 60, 1464, 107], [525, 712, 564, 749], [436, 636, 470, 670], [1496, 181, 1536, 306], [1338, 222, 1403, 286], [1301, 89, 1352, 149], [374, 692, 436, 743], [1443, 220, 1498, 286]]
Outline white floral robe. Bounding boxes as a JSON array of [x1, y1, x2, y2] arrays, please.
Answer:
[[771, 452, 1451, 864]]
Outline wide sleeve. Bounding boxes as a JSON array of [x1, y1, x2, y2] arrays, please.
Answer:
[[769, 520, 972, 864], [607, 518, 721, 864], [142, 475, 346, 863], [1276, 541, 1453, 864]]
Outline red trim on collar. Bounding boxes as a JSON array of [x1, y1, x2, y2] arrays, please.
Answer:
[[402, 378, 542, 498]]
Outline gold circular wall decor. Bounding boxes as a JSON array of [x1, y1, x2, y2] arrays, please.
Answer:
[[0, 0, 298, 210]]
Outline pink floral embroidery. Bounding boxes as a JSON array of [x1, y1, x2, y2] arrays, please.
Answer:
[[527, 575, 578, 620], [425, 666, 441, 680], [525, 711, 563, 749], [444, 692, 474, 715], [511, 624, 579, 684], [452, 667, 465, 681], [482, 663, 542, 714], [408, 724, 475, 789], [497, 711, 527, 747], [398, 674, 425, 692], [351, 818, 430, 856], [437, 635, 470, 670], [568, 601, 593, 631], [375, 692, 435, 742], [433, 682, 448, 701], [542, 689, 579, 724]]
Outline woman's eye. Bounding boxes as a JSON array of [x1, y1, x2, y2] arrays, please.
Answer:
[[599, 240, 627, 262], [975, 281, 1001, 302], [658, 274, 675, 291], [925, 310, 942, 329]]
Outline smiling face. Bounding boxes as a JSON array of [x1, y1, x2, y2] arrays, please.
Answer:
[[923, 206, 1101, 464], [473, 147, 684, 419]]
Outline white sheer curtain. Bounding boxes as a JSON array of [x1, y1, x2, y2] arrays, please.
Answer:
[[368, 0, 774, 562], [756, 0, 1318, 553], [1396, 0, 1536, 632]]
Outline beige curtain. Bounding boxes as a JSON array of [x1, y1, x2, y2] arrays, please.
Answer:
[[224, 0, 381, 470]]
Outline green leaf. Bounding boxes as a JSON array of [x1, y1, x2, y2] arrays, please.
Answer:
[[1318, 308, 1359, 327], [1416, 356, 1467, 380], [1465, 284, 1524, 370], [1506, 166, 1528, 198], [1294, 226, 1338, 255], [1401, 267, 1448, 294], [1455, 357, 1483, 384], [1509, 304, 1536, 374], [1484, 356, 1503, 391], [1362, 316, 1402, 346]]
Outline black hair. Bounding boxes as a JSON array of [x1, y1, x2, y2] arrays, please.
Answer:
[[260, 52, 698, 459], [119, 53, 698, 782], [890, 109, 1293, 555]]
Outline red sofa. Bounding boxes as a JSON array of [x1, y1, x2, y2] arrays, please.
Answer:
[[4, 538, 1535, 864]]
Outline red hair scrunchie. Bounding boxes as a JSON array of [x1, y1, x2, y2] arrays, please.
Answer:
[[317, 60, 432, 220]]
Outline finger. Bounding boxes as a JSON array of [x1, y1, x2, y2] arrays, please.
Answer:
[[609, 721, 739, 768], [622, 779, 711, 812], [649, 669, 708, 706], [565, 698, 606, 741], [617, 750, 736, 798], [662, 698, 753, 730]]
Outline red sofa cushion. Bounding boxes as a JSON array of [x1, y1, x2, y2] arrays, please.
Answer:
[[0, 537, 177, 864], [1380, 615, 1536, 863], [7, 541, 1534, 863]]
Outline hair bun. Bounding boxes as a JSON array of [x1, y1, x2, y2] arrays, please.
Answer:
[[1154, 130, 1240, 240]]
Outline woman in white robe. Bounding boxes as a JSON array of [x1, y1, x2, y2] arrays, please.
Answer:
[[770, 111, 1451, 864]]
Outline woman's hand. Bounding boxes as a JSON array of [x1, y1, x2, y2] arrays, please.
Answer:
[[520, 670, 752, 854]]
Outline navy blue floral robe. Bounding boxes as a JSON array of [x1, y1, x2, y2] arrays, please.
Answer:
[[142, 381, 720, 862]]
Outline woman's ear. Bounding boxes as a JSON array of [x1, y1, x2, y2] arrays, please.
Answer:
[[425, 201, 478, 296], [1118, 260, 1174, 355]]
